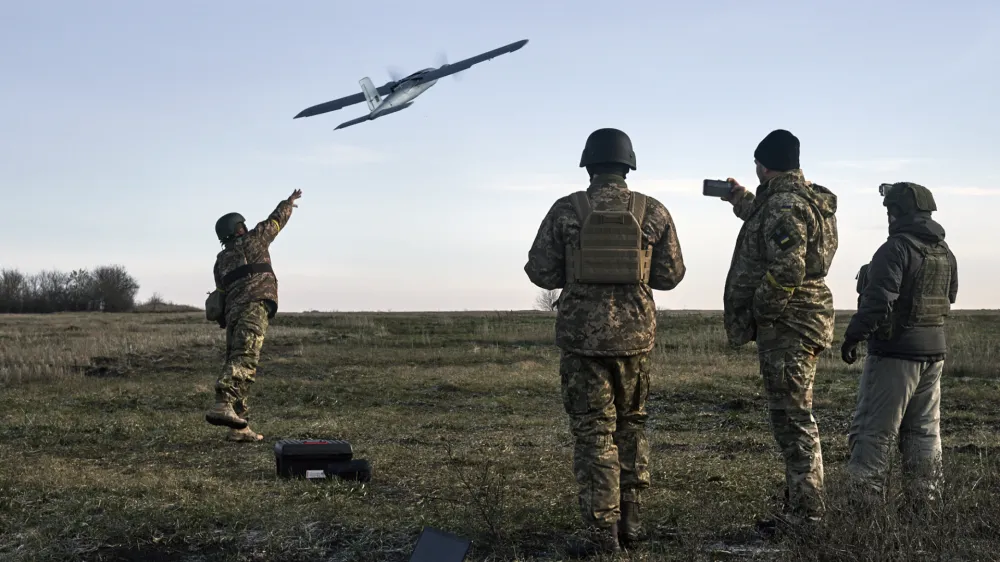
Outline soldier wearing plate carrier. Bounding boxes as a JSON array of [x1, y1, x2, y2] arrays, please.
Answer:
[[524, 128, 686, 556], [204, 189, 302, 442], [841, 182, 958, 507]]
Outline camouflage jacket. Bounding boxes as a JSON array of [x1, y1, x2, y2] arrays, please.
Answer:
[[723, 169, 838, 351], [213, 199, 295, 318], [524, 174, 686, 356]]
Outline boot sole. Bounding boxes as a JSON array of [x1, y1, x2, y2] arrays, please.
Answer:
[[205, 413, 249, 429]]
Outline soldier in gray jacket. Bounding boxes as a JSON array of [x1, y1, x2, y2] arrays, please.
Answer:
[[841, 182, 958, 505]]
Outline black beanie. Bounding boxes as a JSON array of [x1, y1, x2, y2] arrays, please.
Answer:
[[754, 129, 800, 172]]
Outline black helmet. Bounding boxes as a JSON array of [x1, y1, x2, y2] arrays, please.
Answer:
[[580, 128, 636, 170], [881, 182, 936, 215], [215, 212, 246, 242]]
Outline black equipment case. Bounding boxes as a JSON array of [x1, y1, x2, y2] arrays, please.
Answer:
[[274, 439, 372, 482]]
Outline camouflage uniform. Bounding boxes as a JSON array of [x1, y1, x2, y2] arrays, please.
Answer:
[[723, 168, 838, 522], [211, 199, 294, 421], [525, 174, 686, 531]]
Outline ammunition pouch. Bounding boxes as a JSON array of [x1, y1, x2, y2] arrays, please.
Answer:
[[855, 264, 869, 296], [855, 262, 893, 340], [205, 263, 274, 327], [565, 190, 652, 284], [205, 290, 225, 326]]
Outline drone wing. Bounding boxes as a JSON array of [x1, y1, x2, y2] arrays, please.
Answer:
[[294, 81, 395, 119], [417, 39, 528, 83]]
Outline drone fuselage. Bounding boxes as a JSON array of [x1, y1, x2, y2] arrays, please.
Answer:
[[371, 71, 438, 117]]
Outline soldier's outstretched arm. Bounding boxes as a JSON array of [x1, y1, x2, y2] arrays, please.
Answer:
[[844, 241, 907, 342], [251, 190, 301, 245], [524, 200, 568, 290], [647, 204, 686, 291], [731, 191, 756, 221], [752, 199, 810, 324], [724, 178, 756, 221]]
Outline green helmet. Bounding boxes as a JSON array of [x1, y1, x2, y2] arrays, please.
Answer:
[[580, 128, 636, 170], [881, 182, 937, 215], [215, 212, 246, 242]]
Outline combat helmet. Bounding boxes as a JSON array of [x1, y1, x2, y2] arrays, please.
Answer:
[[880, 182, 937, 216], [215, 212, 246, 242], [580, 128, 636, 170]]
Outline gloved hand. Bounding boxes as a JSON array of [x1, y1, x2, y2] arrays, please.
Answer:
[[841, 339, 860, 364]]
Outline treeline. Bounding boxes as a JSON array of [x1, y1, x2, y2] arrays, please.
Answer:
[[0, 265, 140, 313]]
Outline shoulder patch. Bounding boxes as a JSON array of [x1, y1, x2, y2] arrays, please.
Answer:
[[770, 222, 799, 252]]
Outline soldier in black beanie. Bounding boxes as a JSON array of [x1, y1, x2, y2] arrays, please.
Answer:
[[718, 129, 840, 529]]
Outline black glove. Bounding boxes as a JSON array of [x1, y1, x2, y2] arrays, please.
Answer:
[[841, 339, 860, 364]]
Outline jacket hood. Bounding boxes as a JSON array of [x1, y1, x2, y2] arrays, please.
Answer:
[[889, 212, 946, 243], [761, 169, 838, 218]]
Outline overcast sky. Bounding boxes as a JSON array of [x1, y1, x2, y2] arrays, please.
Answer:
[[2, 0, 997, 311]]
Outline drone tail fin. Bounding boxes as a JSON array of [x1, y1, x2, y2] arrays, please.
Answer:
[[359, 77, 382, 112]]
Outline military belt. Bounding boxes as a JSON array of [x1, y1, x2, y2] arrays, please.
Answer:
[[222, 263, 274, 288]]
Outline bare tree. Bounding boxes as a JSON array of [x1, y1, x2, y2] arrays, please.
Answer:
[[534, 288, 561, 311], [0, 269, 25, 313], [146, 292, 165, 312], [92, 265, 140, 312], [0, 265, 140, 314]]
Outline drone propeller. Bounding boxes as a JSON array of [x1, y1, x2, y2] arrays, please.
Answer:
[[386, 65, 405, 82], [435, 51, 462, 81]]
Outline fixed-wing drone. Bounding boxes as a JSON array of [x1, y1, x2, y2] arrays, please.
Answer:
[[293, 39, 528, 130]]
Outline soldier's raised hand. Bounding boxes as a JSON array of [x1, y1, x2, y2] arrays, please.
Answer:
[[287, 189, 303, 207]]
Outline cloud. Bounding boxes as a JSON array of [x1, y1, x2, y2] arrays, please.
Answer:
[[483, 174, 702, 196], [484, 173, 579, 193], [816, 158, 925, 173], [831, 184, 999, 198], [934, 185, 1000, 196]]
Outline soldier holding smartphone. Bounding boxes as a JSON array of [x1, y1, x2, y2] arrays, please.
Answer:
[[714, 130, 839, 528]]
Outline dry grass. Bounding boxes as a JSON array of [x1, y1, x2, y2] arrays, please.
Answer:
[[1, 309, 999, 561]]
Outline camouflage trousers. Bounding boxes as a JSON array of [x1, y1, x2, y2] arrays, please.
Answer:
[[757, 326, 825, 520], [847, 355, 943, 502], [215, 301, 270, 418], [560, 350, 651, 527]]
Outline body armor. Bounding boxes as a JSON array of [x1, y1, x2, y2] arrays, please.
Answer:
[[565, 191, 652, 284], [891, 233, 952, 329], [867, 233, 952, 341]]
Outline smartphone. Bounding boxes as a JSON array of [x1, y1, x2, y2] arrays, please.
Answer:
[[703, 179, 734, 198]]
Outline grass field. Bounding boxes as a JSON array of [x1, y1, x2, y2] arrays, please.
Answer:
[[2, 309, 1000, 561]]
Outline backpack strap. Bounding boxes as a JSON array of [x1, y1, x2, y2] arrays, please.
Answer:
[[628, 192, 647, 225], [569, 191, 592, 222], [893, 232, 929, 254]]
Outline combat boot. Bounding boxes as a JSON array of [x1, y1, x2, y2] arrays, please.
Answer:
[[565, 523, 620, 558], [205, 400, 248, 429], [227, 426, 263, 442], [618, 501, 645, 547]]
